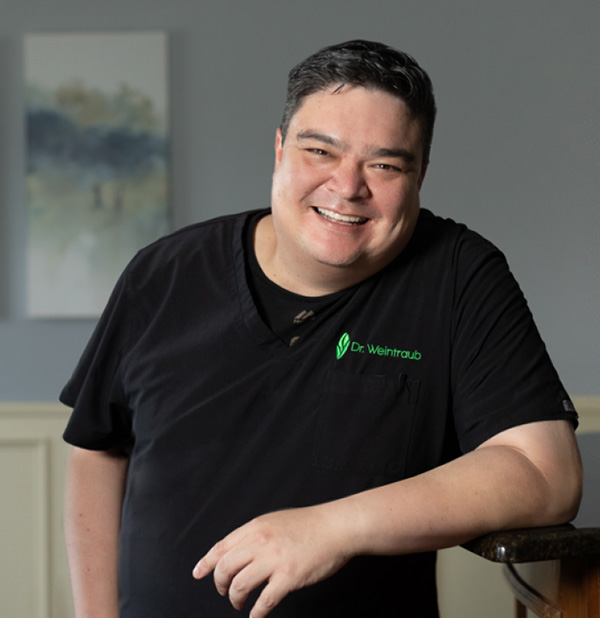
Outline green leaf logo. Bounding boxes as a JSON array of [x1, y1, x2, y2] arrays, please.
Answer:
[[336, 332, 351, 360]]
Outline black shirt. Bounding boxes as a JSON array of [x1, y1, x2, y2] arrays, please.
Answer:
[[61, 208, 577, 617]]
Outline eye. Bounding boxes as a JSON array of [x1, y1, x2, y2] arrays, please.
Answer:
[[373, 163, 402, 173], [306, 148, 330, 156]]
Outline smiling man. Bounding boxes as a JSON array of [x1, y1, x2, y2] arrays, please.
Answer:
[[258, 86, 426, 296], [62, 41, 581, 618]]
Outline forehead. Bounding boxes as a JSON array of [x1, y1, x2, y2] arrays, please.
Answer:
[[288, 85, 423, 154], [293, 84, 408, 117]]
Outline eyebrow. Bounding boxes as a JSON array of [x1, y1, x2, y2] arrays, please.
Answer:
[[297, 131, 340, 148], [296, 131, 416, 163]]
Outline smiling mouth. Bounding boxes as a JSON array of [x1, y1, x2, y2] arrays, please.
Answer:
[[314, 207, 368, 226]]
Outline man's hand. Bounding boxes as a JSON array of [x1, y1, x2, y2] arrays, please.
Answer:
[[192, 506, 353, 618]]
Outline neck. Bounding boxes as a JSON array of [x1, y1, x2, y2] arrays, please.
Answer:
[[254, 214, 368, 296]]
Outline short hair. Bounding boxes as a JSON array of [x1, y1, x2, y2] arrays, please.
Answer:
[[280, 40, 436, 163]]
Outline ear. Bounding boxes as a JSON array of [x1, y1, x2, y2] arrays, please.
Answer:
[[273, 128, 284, 173]]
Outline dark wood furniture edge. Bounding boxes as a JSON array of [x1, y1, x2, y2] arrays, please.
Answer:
[[462, 526, 600, 563]]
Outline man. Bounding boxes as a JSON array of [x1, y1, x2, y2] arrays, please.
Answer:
[[62, 40, 582, 618]]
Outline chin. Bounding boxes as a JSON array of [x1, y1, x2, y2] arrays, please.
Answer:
[[313, 251, 366, 271]]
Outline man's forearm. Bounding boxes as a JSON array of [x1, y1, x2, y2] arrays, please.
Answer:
[[64, 446, 129, 618], [194, 420, 582, 618], [338, 426, 581, 557]]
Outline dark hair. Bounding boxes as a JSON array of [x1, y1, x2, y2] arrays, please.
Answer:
[[280, 40, 436, 163]]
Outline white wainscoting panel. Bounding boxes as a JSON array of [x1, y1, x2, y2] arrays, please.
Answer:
[[0, 404, 74, 618]]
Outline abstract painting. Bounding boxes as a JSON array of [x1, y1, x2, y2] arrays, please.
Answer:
[[25, 31, 170, 317]]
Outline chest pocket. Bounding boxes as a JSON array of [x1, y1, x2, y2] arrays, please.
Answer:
[[313, 370, 419, 477]]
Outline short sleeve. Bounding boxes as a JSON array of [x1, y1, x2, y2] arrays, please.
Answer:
[[60, 270, 134, 452], [451, 233, 578, 452]]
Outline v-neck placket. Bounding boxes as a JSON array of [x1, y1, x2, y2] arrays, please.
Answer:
[[231, 210, 360, 358]]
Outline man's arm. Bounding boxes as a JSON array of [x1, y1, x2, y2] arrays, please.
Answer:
[[64, 446, 129, 618], [193, 419, 582, 618]]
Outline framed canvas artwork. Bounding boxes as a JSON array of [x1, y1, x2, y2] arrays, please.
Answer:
[[25, 31, 170, 317]]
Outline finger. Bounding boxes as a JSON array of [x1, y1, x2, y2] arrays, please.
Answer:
[[248, 577, 290, 618], [227, 560, 275, 611], [192, 538, 230, 580], [212, 549, 255, 598], [193, 519, 256, 580]]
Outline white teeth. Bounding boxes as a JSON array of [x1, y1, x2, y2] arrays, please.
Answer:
[[316, 207, 367, 225]]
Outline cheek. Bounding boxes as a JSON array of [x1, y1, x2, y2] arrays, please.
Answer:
[[383, 185, 420, 217], [274, 164, 326, 204]]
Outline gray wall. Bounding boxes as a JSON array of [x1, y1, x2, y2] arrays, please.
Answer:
[[1, 0, 598, 401]]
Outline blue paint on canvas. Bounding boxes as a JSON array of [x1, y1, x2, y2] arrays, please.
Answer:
[[26, 79, 170, 317]]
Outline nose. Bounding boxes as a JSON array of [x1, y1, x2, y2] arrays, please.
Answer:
[[327, 160, 370, 200]]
